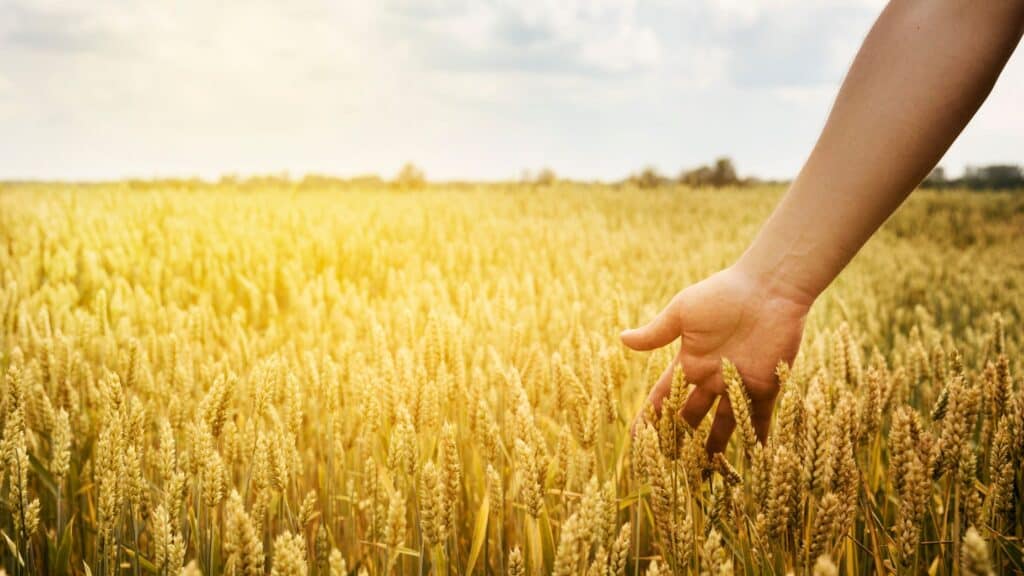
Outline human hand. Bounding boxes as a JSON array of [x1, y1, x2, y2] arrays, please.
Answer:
[[621, 265, 811, 452]]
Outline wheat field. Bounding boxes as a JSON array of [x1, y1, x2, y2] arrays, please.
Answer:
[[0, 182, 1021, 575]]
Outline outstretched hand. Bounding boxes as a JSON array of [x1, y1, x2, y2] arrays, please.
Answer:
[[621, 265, 811, 453]]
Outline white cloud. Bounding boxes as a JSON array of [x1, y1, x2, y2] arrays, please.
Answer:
[[395, 0, 659, 74], [513, 0, 659, 70], [578, 19, 658, 72], [770, 85, 837, 105], [0, 0, 1019, 181]]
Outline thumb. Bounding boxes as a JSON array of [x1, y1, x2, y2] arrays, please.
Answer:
[[620, 294, 685, 351]]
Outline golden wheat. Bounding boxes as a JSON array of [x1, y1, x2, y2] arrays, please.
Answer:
[[0, 181, 1021, 575]]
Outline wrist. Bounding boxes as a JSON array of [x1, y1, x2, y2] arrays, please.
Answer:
[[732, 253, 818, 312]]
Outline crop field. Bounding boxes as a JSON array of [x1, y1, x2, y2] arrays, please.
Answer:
[[0, 182, 1021, 575]]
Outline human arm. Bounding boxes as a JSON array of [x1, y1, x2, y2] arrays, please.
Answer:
[[623, 0, 1024, 452]]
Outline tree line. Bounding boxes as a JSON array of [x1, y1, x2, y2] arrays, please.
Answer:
[[87, 160, 1022, 191], [623, 157, 747, 189], [922, 164, 1024, 190]]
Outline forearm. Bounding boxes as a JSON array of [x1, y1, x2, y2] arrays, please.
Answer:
[[737, 0, 1024, 304]]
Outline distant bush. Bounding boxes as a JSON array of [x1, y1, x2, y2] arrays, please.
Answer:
[[347, 174, 385, 187], [521, 168, 558, 186], [297, 174, 383, 191], [628, 166, 667, 189], [394, 163, 426, 190], [679, 157, 742, 188], [621, 157, 745, 189], [534, 168, 558, 186]]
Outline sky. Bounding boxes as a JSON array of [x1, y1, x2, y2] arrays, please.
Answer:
[[1, 0, 1022, 182]]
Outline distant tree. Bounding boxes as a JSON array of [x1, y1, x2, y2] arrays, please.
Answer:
[[394, 163, 426, 189], [711, 157, 738, 187], [535, 167, 558, 186], [679, 165, 714, 187], [631, 166, 665, 189], [921, 166, 947, 189], [679, 156, 742, 188], [963, 164, 1024, 190]]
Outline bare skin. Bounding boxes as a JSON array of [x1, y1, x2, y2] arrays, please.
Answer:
[[622, 0, 1024, 453]]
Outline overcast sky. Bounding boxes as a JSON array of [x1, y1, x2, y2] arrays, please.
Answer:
[[1, 0, 1021, 182]]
